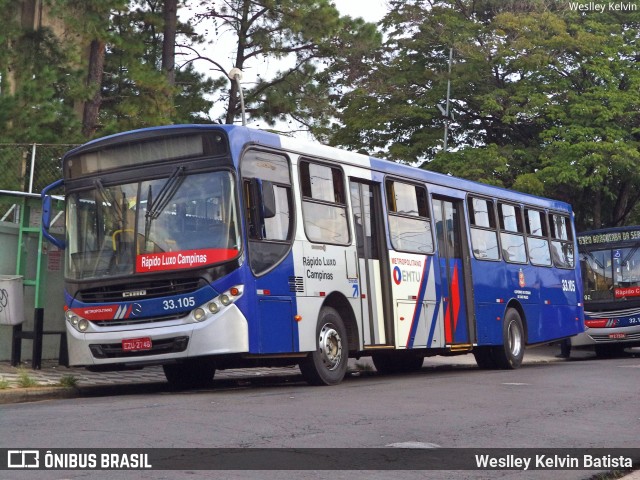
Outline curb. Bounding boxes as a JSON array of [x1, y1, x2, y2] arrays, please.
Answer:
[[0, 386, 77, 405]]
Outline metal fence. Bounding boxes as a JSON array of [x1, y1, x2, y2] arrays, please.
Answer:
[[0, 144, 77, 222]]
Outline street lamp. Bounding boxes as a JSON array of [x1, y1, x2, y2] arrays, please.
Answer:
[[228, 67, 246, 126]]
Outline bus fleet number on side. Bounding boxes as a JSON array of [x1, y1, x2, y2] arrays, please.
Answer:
[[562, 279, 576, 292]]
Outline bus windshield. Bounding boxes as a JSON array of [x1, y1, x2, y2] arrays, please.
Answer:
[[581, 246, 640, 301], [66, 170, 240, 280]]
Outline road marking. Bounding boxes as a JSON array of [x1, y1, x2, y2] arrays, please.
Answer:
[[386, 442, 441, 449]]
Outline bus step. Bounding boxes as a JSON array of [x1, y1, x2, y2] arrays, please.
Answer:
[[448, 344, 473, 353]]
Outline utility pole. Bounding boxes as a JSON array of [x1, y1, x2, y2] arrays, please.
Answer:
[[437, 48, 454, 152]]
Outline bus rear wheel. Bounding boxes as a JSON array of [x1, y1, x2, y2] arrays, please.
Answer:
[[163, 358, 216, 389], [299, 307, 348, 386], [492, 308, 525, 369]]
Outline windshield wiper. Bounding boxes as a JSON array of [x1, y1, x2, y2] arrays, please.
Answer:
[[95, 179, 123, 222], [144, 167, 185, 246]]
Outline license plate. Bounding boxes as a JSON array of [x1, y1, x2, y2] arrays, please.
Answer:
[[122, 337, 152, 351], [609, 333, 626, 339]]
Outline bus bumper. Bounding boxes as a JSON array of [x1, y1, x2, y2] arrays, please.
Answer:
[[66, 305, 249, 367], [570, 324, 640, 347]]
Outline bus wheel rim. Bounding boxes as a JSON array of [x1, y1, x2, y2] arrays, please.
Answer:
[[508, 321, 522, 357], [319, 323, 342, 371]]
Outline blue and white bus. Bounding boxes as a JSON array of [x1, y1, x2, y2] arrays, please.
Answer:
[[575, 226, 640, 356], [42, 125, 584, 387]]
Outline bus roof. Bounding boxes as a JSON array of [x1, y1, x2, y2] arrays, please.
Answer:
[[66, 124, 573, 214]]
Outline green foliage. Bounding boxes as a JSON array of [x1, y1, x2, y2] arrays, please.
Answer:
[[331, 0, 640, 230], [59, 375, 78, 388], [189, 0, 381, 132], [0, 9, 85, 144], [17, 369, 38, 388]]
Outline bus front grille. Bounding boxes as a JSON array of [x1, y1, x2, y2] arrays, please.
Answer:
[[77, 278, 206, 303]]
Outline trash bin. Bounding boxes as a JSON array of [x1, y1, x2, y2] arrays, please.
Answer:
[[0, 275, 24, 325]]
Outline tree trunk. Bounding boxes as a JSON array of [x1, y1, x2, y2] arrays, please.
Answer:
[[82, 39, 106, 138], [162, 0, 177, 86]]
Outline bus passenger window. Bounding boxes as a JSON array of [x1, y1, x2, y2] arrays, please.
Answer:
[[386, 180, 433, 254], [498, 203, 527, 264], [468, 197, 500, 260], [300, 161, 349, 245], [550, 214, 574, 268], [525, 209, 551, 266]]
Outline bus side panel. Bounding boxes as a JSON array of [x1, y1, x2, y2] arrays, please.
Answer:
[[468, 258, 505, 345], [535, 267, 583, 342], [390, 254, 444, 349], [252, 251, 299, 354], [294, 242, 360, 353]]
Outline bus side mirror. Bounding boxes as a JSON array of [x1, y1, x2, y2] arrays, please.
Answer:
[[41, 179, 66, 249], [260, 180, 276, 219]]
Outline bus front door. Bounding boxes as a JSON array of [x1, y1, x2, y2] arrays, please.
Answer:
[[350, 180, 394, 347], [432, 196, 475, 347]]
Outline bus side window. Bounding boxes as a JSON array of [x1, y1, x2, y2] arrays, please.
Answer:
[[299, 161, 349, 245], [498, 202, 527, 264], [549, 214, 574, 268], [525, 209, 551, 266], [467, 197, 500, 260], [241, 150, 293, 275], [386, 180, 433, 254]]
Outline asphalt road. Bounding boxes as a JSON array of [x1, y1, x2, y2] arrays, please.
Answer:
[[0, 347, 638, 480]]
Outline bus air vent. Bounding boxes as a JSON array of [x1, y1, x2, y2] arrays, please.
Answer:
[[288, 276, 304, 293]]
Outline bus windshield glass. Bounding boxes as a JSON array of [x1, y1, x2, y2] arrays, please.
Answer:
[[66, 170, 240, 280], [581, 246, 640, 301]]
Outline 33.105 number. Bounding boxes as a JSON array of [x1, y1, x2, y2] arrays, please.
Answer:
[[562, 279, 576, 292], [163, 297, 196, 310]]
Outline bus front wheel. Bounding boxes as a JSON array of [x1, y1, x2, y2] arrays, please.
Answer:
[[299, 307, 348, 386], [492, 308, 525, 369], [163, 358, 216, 389]]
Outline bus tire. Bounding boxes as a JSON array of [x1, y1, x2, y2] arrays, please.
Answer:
[[493, 308, 525, 369], [299, 307, 348, 386], [473, 347, 497, 369], [163, 358, 216, 389], [372, 352, 424, 374]]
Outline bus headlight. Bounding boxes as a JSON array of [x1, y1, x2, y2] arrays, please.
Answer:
[[193, 308, 206, 322], [191, 285, 244, 323], [65, 310, 78, 324], [66, 309, 91, 332]]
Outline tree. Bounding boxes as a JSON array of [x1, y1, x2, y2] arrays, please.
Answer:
[[49, 0, 215, 137], [184, 0, 381, 133], [330, 0, 640, 230], [0, 1, 85, 143]]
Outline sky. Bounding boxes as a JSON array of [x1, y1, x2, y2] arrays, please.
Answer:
[[187, 0, 389, 130], [333, 0, 388, 23]]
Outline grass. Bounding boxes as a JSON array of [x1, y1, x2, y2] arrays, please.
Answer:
[[59, 375, 78, 388], [16, 369, 38, 388], [0, 377, 9, 389]]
